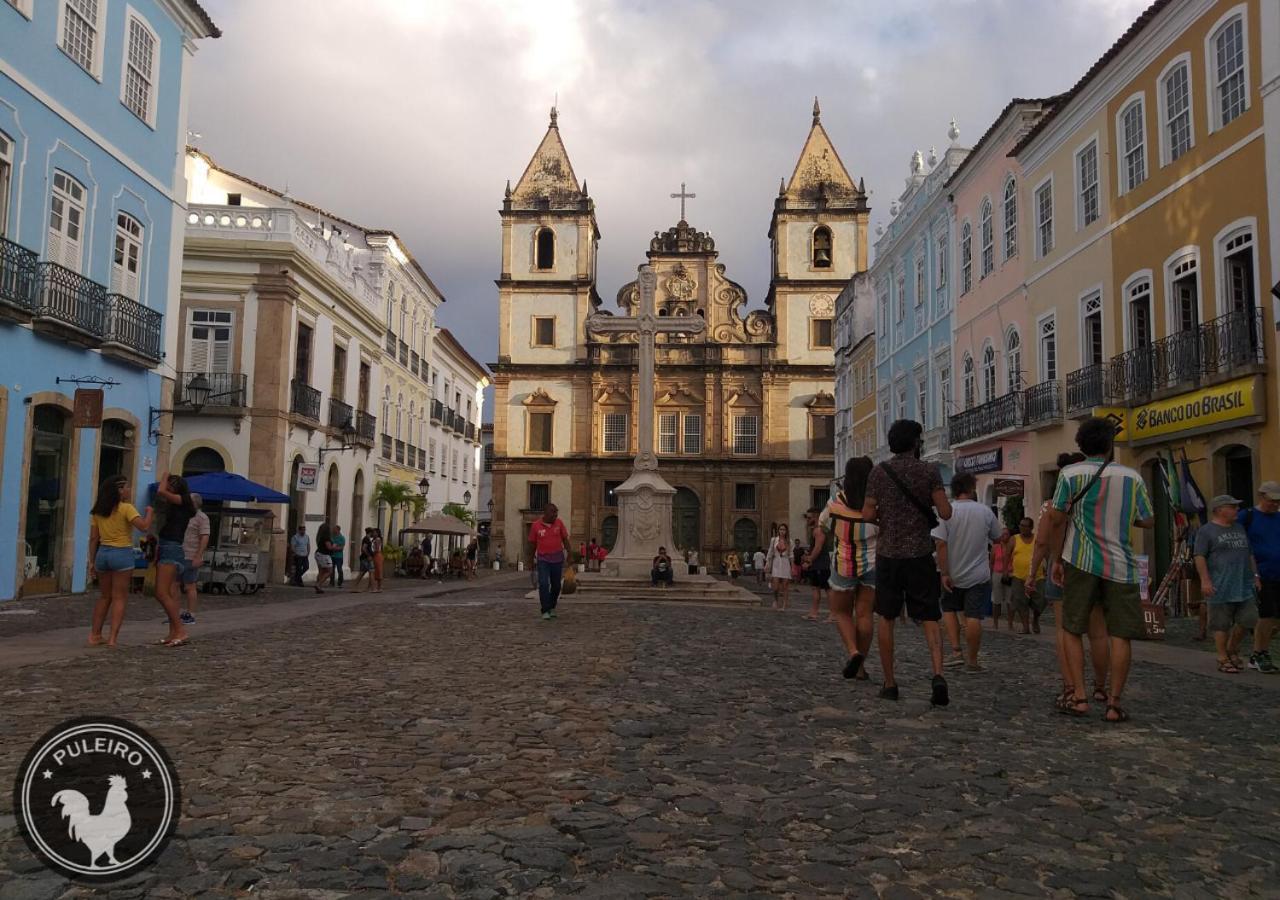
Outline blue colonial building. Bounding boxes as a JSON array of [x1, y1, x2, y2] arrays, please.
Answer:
[[0, 0, 218, 598], [871, 128, 970, 479]]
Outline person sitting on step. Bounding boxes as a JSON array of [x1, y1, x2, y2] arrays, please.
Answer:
[[652, 547, 675, 589]]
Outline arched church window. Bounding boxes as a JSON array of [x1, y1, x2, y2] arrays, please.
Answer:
[[812, 226, 833, 269], [535, 228, 555, 270]]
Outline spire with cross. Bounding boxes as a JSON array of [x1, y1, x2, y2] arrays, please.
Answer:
[[669, 182, 696, 222]]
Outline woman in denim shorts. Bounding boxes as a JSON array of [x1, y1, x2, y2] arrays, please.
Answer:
[[153, 472, 197, 646], [814, 457, 879, 681], [87, 475, 153, 648]]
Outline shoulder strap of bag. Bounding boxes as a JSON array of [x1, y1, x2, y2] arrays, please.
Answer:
[[878, 462, 937, 525], [1066, 460, 1111, 515]]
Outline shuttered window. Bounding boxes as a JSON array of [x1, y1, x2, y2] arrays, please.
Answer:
[[658, 413, 679, 455], [682, 414, 702, 455], [111, 213, 143, 299], [48, 171, 85, 272], [187, 310, 232, 373]]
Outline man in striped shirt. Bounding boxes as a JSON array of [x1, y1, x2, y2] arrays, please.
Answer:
[[1047, 417, 1153, 723]]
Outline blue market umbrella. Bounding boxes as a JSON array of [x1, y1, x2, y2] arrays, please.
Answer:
[[153, 471, 289, 504]]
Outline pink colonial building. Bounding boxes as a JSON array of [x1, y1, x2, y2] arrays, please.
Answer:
[[945, 98, 1059, 509]]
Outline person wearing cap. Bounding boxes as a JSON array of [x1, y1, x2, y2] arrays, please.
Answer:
[[1238, 481, 1280, 674], [1194, 495, 1261, 674]]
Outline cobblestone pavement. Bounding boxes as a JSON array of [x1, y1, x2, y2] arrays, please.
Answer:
[[2, 587, 1278, 898]]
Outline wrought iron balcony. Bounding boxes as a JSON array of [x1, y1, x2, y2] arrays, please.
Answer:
[[465, 422, 477, 441], [1202, 308, 1265, 375], [102, 293, 162, 365], [0, 235, 38, 320], [398, 340, 409, 366], [1024, 379, 1063, 427], [410, 351, 420, 376], [175, 371, 247, 409], [948, 391, 1025, 447], [1065, 363, 1106, 416], [430, 399, 444, 423], [33, 261, 106, 344], [395, 439, 405, 464], [385, 331, 395, 354], [355, 410, 377, 444], [328, 397, 353, 430], [381, 433, 392, 459], [290, 379, 321, 421]]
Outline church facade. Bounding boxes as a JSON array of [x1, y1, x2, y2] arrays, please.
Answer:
[[489, 104, 868, 567]]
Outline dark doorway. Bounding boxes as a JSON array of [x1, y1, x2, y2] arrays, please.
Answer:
[[287, 457, 304, 537], [1146, 458, 1173, 597], [181, 446, 226, 478], [672, 487, 700, 553], [1222, 445, 1254, 506], [733, 517, 759, 558], [24, 405, 72, 593], [601, 515, 618, 551], [98, 419, 133, 484]]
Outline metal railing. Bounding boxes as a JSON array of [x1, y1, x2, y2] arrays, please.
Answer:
[[430, 399, 444, 423], [465, 422, 476, 441], [398, 340, 409, 366], [290, 379, 321, 420], [385, 331, 395, 354], [1065, 363, 1106, 415], [395, 440, 405, 464], [1202, 308, 1265, 374], [381, 433, 392, 459], [328, 397, 353, 430], [0, 235, 38, 315], [948, 391, 1025, 446], [356, 410, 377, 443], [34, 261, 106, 337], [103, 293, 162, 362], [175, 371, 246, 408], [410, 351, 420, 376], [1024, 379, 1062, 426]]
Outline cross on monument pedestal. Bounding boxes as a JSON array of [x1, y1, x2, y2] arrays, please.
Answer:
[[585, 265, 705, 573], [670, 182, 696, 221]]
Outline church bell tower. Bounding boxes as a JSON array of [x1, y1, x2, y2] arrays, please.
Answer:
[[767, 98, 869, 364]]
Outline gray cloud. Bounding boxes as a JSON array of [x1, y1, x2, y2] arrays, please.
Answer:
[[190, 0, 1151, 367]]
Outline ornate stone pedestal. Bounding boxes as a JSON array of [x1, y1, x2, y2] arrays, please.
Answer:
[[603, 470, 676, 578]]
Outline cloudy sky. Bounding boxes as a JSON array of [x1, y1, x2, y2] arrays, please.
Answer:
[[189, 0, 1150, 370]]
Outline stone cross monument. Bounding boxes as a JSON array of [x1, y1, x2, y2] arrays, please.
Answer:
[[586, 264, 706, 576]]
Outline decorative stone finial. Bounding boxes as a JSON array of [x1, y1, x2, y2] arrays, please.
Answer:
[[890, 200, 900, 216], [812, 96, 821, 124], [779, 177, 786, 196], [876, 223, 885, 237], [550, 106, 559, 128], [581, 179, 588, 196], [948, 119, 960, 144], [911, 150, 924, 175], [858, 176, 866, 194], [927, 146, 938, 167], [504, 179, 512, 199]]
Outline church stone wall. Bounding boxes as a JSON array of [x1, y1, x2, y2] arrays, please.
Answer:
[[510, 222, 582, 279], [778, 295, 837, 366], [779, 219, 860, 279], [506, 295, 580, 365], [505, 378, 575, 456], [784, 380, 836, 460]]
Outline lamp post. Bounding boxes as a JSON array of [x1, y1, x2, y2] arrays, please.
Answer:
[[418, 476, 430, 518], [148, 372, 213, 442]]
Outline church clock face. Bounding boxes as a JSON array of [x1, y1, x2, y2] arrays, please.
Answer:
[[809, 295, 835, 316]]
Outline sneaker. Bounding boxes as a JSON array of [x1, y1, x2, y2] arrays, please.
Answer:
[[878, 684, 899, 701], [179, 611, 195, 625], [944, 653, 965, 669], [541, 612, 552, 621], [549, 610, 558, 619], [1250, 651, 1278, 674], [931, 674, 950, 707]]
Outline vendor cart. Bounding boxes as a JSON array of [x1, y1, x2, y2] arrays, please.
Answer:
[[200, 508, 272, 595]]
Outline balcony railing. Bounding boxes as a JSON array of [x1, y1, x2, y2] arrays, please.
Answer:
[[356, 410, 377, 444], [395, 440, 405, 464], [34, 261, 105, 340], [381, 433, 392, 459], [1024, 379, 1062, 427], [465, 422, 477, 441], [418, 447, 427, 469], [0, 235, 38, 318], [398, 340, 409, 366], [1202, 308, 1265, 374], [175, 371, 247, 409], [290, 379, 321, 421], [385, 331, 396, 354], [103, 293, 162, 363], [430, 399, 444, 423], [1065, 363, 1106, 416], [328, 397, 353, 430], [948, 392, 1025, 446], [410, 351, 420, 376]]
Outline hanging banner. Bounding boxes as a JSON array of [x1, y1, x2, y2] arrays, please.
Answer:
[[955, 447, 1002, 475], [994, 478, 1025, 497], [72, 389, 104, 428], [296, 463, 320, 492]]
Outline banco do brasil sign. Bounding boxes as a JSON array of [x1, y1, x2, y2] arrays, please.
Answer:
[[1102, 377, 1260, 446]]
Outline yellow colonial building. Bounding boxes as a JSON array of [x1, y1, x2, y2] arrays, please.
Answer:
[[1015, 0, 1273, 586]]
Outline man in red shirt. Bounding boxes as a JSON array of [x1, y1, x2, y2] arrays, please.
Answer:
[[528, 502, 571, 620]]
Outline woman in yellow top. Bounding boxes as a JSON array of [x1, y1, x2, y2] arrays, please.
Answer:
[[87, 474, 152, 648], [1007, 516, 1043, 634]]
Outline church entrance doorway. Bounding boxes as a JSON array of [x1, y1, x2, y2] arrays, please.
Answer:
[[24, 405, 72, 594], [672, 487, 700, 554], [97, 419, 134, 485], [733, 517, 759, 558], [601, 515, 618, 551]]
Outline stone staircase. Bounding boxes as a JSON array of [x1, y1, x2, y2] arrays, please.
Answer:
[[526, 572, 759, 605]]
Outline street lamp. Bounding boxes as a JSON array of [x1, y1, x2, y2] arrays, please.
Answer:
[[463, 490, 472, 505], [317, 418, 359, 464], [149, 372, 213, 441], [418, 476, 430, 497]]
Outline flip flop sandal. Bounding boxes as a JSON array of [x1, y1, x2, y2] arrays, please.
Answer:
[[1092, 686, 1108, 703], [1217, 660, 1241, 673], [1055, 693, 1089, 717], [842, 653, 866, 680], [164, 638, 190, 648], [1103, 704, 1130, 723]]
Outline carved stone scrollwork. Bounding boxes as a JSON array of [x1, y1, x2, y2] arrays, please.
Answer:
[[745, 311, 773, 337]]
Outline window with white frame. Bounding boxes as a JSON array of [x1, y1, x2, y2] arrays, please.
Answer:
[[658, 412, 679, 454], [1210, 14, 1247, 129], [895, 383, 907, 420], [962, 354, 975, 409], [0, 131, 12, 238], [1119, 98, 1147, 192], [1006, 329, 1022, 392], [1077, 141, 1099, 228], [1127, 277, 1153, 350], [683, 414, 702, 454], [880, 396, 890, 441], [935, 233, 947, 289], [914, 257, 924, 308], [1082, 291, 1104, 366], [111, 212, 144, 299], [187, 309, 232, 373], [981, 344, 997, 402], [1002, 177, 1017, 260], [48, 170, 86, 271], [602, 412, 628, 453], [916, 375, 928, 428], [980, 199, 994, 277], [1221, 227, 1256, 315], [1161, 61, 1193, 163], [731, 414, 758, 456], [382, 387, 391, 433], [1035, 180, 1053, 257], [937, 364, 950, 424], [894, 271, 905, 323], [1039, 315, 1058, 382], [60, 0, 103, 76], [429, 439, 437, 473], [123, 14, 158, 124], [1170, 254, 1199, 333], [960, 221, 972, 294]]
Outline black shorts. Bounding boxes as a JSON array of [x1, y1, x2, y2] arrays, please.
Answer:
[[875, 555, 942, 622], [1259, 579, 1280, 619], [808, 569, 830, 590]]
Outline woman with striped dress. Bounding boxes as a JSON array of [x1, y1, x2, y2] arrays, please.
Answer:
[[814, 456, 879, 680]]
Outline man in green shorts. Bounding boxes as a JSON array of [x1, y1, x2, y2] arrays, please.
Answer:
[[1047, 417, 1153, 723]]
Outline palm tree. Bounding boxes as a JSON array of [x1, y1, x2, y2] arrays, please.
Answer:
[[440, 502, 476, 527], [369, 480, 425, 536]]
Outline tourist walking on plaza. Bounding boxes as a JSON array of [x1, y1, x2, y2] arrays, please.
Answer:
[[313, 521, 334, 594], [1196, 496, 1261, 674], [862, 419, 953, 705], [180, 493, 210, 625], [753, 547, 767, 585], [290, 526, 310, 587], [815, 456, 878, 680], [932, 472, 1001, 671], [86, 475, 153, 648], [529, 502, 571, 619], [370, 528, 385, 592], [1009, 518, 1043, 634], [990, 527, 1013, 629], [329, 525, 346, 587], [765, 524, 794, 609], [351, 528, 374, 591], [153, 472, 195, 647], [1025, 452, 1111, 710], [1048, 417, 1153, 722], [1238, 482, 1280, 673], [803, 507, 831, 622]]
